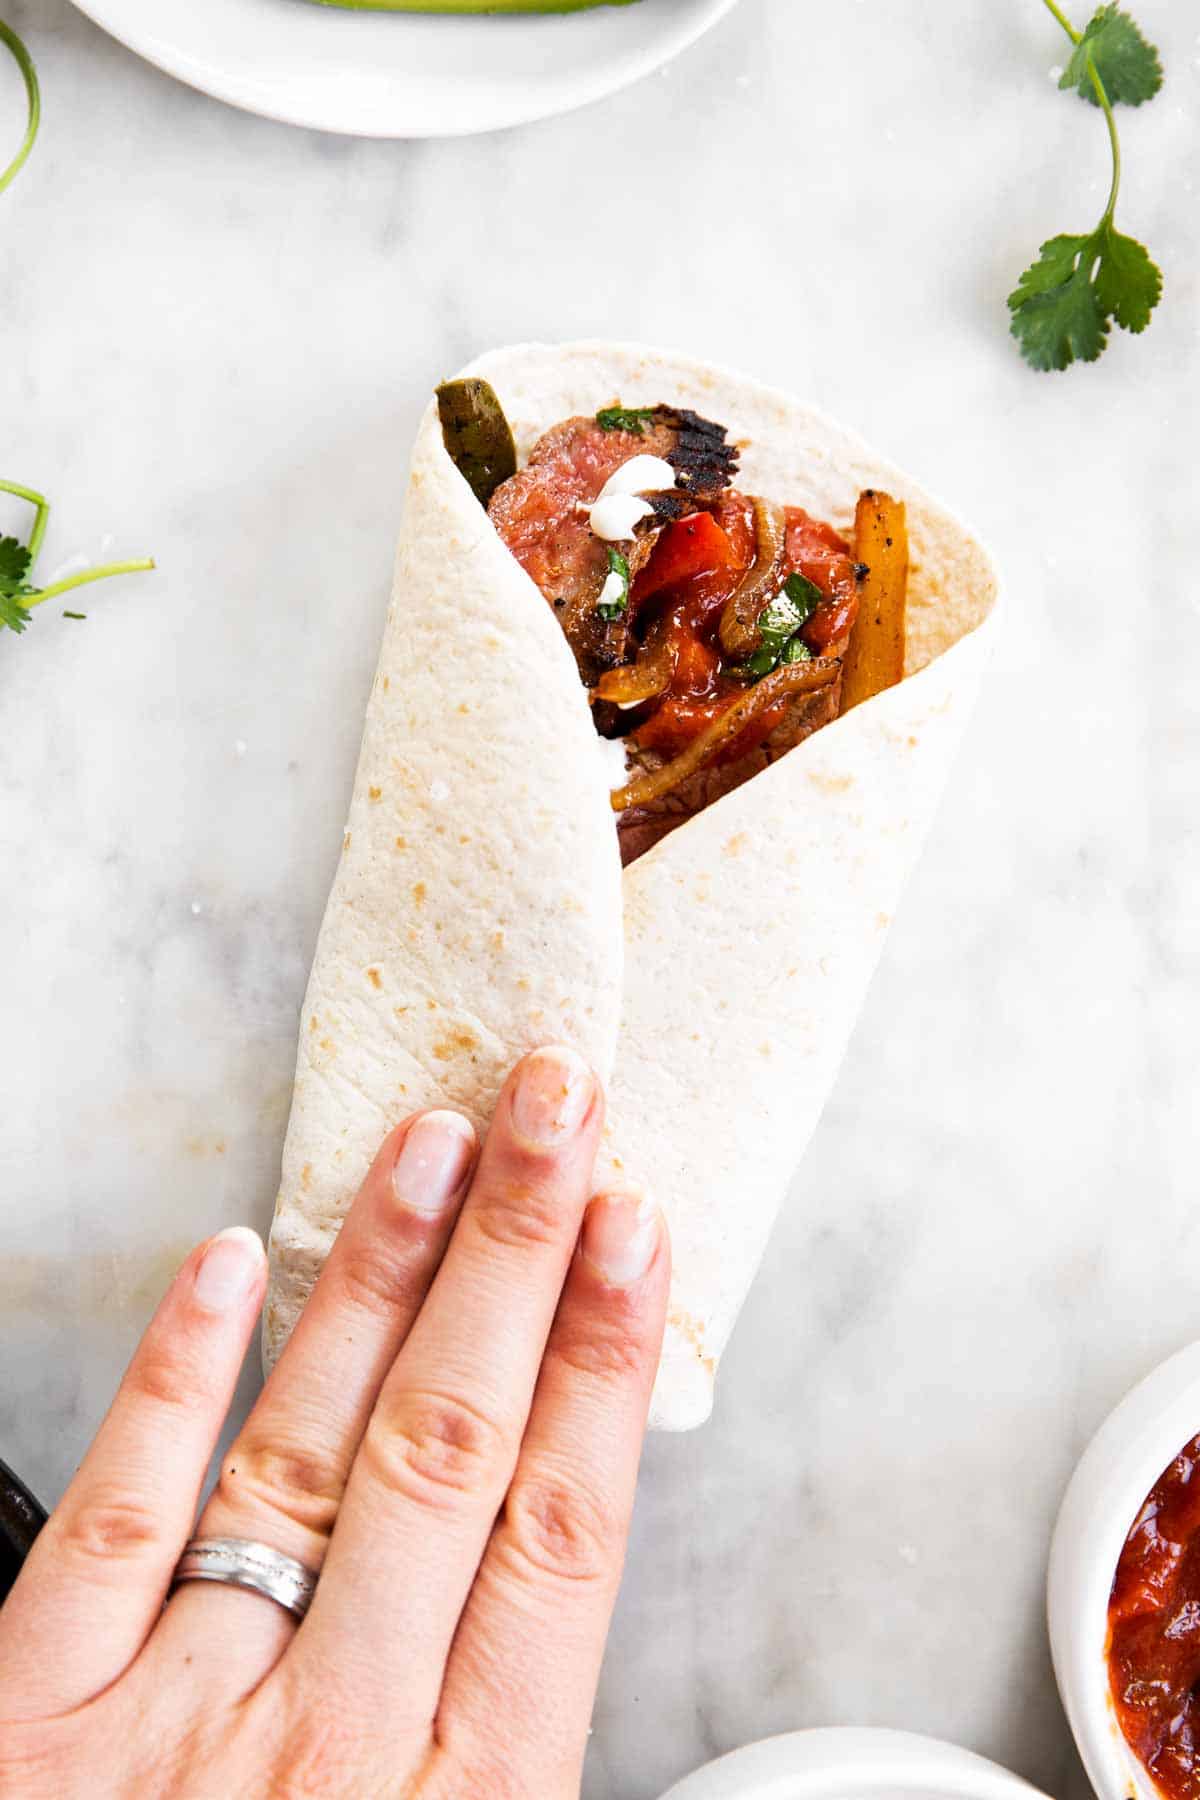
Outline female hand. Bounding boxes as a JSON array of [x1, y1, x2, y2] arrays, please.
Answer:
[[0, 1047, 669, 1798]]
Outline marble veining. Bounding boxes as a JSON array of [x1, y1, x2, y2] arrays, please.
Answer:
[[2, 2, 1197, 1795]]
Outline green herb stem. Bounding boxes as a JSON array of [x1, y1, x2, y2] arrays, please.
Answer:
[[1088, 47, 1122, 220], [1039, 1, 1123, 221], [26, 558, 156, 609], [1040, 0, 1082, 44], [0, 19, 40, 196], [0, 477, 50, 561]]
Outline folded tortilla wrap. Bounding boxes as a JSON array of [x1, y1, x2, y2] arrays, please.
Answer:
[[265, 341, 999, 1430]]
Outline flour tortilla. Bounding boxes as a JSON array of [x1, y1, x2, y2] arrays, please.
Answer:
[[266, 342, 999, 1429]]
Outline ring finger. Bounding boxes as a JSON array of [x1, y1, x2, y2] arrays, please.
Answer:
[[149, 1107, 477, 1694]]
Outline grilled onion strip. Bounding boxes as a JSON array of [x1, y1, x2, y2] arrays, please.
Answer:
[[612, 657, 841, 814], [717, 498, 788, 660]]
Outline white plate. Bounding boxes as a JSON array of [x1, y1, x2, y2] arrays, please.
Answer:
[[68, 0, 740, 138], [656, 1729, 1051, 1800]]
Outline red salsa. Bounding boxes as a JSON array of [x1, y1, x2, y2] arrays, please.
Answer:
[[1109, 1431, 1200, 1797]]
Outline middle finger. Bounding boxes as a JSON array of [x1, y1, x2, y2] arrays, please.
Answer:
[[292, 1045, 601, 1731]]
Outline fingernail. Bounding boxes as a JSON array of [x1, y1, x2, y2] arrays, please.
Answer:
[[194, 1227, 265, 1314], [392, 1110, 477, 1218], [581, 1188, 661, 1287], [510, 1046, 594, 1148]]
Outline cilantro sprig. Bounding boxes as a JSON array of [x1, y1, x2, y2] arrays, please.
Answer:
[[596, 407, 657, 436], [732, 573, 820, 681], [0, 20, 39, 196], [1009, 2, 1163, 372], [0, 479, 155, 636]]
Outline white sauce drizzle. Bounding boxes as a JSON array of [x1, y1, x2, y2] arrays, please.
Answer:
[[590, 493, 653, 544], [587, 453, 679, 543]]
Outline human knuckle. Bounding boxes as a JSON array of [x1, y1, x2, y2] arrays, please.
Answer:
[[129, 1340, 202, 1413], [500, 1471, 619, 1588], [55, 1489, 163, 1569], [366, 1389, 509, 1509], [334, 1234, 418, 1321], [269, 1716, 364, 1799], [550, 1313, 646, 1385], [471, 1175, 564, 1254], [217, 1433, 344, 1538]]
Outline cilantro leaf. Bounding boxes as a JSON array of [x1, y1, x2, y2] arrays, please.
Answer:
[[1008, 233, 1108, 370], [757, 591, 807, 660], [0, 589, 32, 633], [1094, 221, 1162, 330], [782, 571, 822, 622], [596, 547, 630, 621], [1059, 5, 1163, 107], [596, 407, 656, 436], [730, 576, 822, 680], [0, 534, 32, 592], [1008, 225, 1161, 370], [0, 533, 34, 634]]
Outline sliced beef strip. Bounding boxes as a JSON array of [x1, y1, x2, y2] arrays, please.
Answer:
[[615, 678, 843, 866], [487, 409, 737, 688]]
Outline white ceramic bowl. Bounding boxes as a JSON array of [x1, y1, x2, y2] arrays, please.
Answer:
[[1048, 1338, 1200, 1800], [657, 1728, 1051, 1799], [68, 0, 740, 138]]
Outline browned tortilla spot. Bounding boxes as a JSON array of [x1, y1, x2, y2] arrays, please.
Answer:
[[668, 1306, 715, 1375]]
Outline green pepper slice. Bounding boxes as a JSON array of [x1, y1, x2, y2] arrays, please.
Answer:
[[435, 378, 518, 508]]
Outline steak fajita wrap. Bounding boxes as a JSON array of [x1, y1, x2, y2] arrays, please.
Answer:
[[265, 342, 999, 1430]]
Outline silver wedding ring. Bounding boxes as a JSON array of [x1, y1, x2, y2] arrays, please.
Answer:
[[171, 1537, 318, 1622]]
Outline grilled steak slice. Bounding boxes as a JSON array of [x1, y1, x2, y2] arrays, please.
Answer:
[[487, 409, 737, 688]]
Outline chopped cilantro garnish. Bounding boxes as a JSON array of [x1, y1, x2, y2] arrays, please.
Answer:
[[730, 575, 822, 681], [1008, 1, 1164, 371], [596, 407, 657, 436], [782, 571, 822, 621], [596, 547, 630, 622]]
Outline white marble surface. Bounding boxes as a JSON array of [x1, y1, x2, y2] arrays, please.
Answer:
[[2, 2, 1197, 1794]]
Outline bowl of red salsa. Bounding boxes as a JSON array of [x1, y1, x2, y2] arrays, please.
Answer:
[[1049, 1340, 1200, 1799]]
